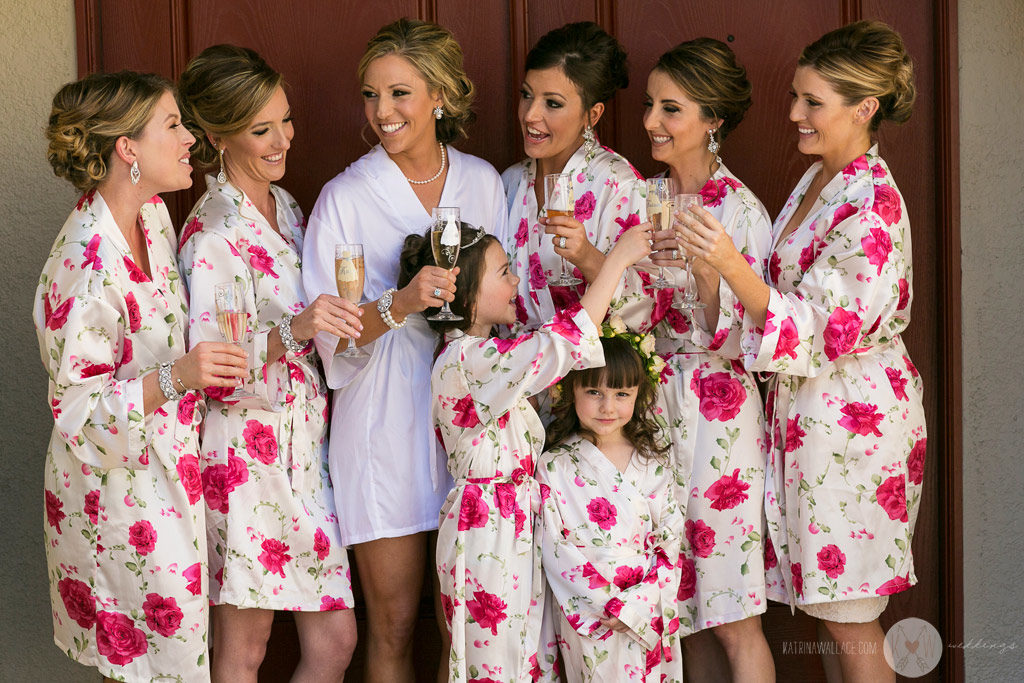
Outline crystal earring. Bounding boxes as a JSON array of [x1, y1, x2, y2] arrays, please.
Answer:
[[583, 124, 596, 154], [433, 105, 444, 120], [217, 147, 227, 184], [707, 128, 720, 155], [129, 160, 141, 185]]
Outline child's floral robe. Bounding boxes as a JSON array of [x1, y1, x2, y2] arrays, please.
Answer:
[[432, 306, 602, 682]]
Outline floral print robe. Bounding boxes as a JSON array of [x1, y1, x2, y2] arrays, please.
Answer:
[[177, 176, 351, 611], [732, 146, 926, 606], [503, 143, 644, 333], [537, 436, 685, 683], [615, 163, 774, 628], [432, 306, 603, 682], [34, 191, 210, 682]]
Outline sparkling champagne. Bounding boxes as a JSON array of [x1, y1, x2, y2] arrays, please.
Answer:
[[335, 255, 365, 304], [431, 226, 460, 270], [216, 310, 247, 344], [546, 208, 573, 218]]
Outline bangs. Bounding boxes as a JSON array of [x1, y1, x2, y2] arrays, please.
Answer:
[[573, 336, 645, 389]]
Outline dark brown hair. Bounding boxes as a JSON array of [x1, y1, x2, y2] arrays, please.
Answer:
[[799, 20, 915, 131], [547, 336, 667, 460], [654, 37, 752, 139], [398, 224, 499, 339], [524, 21, 629, 109]]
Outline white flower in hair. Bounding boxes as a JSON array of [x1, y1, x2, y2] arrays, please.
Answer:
[[608, 315, 627, 335], [639, 333, 656, 356], [651, 355, 666, 377]]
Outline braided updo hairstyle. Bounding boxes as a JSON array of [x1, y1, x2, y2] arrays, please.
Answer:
[[45, 71, 172, 192], [177, 44, 283, 168], [799, 20, 916, 131], [524, 21, 629, 110]]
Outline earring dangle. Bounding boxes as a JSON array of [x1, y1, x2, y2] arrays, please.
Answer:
[[707, 129, 720, 156], [433, 105, 444, 120], [129, 160, 141, 185], [217, 148, 227, 184], [583, 125, 596, 154]]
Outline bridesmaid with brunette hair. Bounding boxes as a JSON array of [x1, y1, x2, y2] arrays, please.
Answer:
[[504, 21, 645, 334], [617, 38, 776, 681], [676, 21, 924, 682]]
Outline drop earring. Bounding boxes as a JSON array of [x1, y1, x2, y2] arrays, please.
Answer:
[[707, 128, 720, 156], [583, 124, 596, 154], [217, 147, 227, 184], [433, 105, 444, 120], [130, 160, 141, 185]]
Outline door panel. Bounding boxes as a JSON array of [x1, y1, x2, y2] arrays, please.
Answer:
[[76, 2, 960, 680]]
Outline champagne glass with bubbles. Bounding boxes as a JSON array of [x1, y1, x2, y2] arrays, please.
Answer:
[[335, 244, 365, 356], [544, 173, 583, 286], [646, 177, 678, 288], [428, 207, 463, 321], [672, 194, 707, 310], [214, 281, 257, 398]]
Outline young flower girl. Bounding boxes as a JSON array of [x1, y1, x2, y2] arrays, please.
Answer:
[[398, 220, 650, 682], [538, 325, 687, 682]]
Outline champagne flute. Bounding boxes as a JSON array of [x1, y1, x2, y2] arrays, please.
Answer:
[[672, 193, 707, 310], [645, 177, 678, 288], [428, 207, 463, 321], [214, 281, 257, 398], [544, 173, 583, 286], [335, 244, 365, 356]]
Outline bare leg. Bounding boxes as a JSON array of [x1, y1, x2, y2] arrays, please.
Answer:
[[354, 534, 428, 683], [681, 629, 730, 683], [211, 604, 275, 683], [428, 531, 451, 683], [819, 619, 894, 683], [816, 619, 843, 683], [292, 608, 358, 682], [712, 616, 775, 682]]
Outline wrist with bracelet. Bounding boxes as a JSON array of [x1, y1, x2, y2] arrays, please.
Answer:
[[377, 288, 406, 330], [158, 361, 187, 401]]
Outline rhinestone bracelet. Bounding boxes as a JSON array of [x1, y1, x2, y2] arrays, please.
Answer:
[[158, 362, 184, 401], [279, 314, 306, 354]]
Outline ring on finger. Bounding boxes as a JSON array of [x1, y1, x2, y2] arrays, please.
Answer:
[[432, 287, 442, 298], [672, 249, 679, 259], [558, 236, 567, 249]]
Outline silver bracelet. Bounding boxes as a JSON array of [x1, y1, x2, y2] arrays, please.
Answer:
[[158, 362, 184, 401], [279, 314, 306, 354]]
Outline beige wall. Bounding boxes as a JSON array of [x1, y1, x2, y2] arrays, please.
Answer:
[[0, 0, 92, 680], [959, 0, 1024, 679], [2, 0, 1022, 680]]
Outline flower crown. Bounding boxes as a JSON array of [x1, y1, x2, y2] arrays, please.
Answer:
[[550, 315, 664, 404], [600, 315, 666, 386]]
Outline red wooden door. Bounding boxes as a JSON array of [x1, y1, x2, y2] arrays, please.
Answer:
[[76, 1, 962, 680]]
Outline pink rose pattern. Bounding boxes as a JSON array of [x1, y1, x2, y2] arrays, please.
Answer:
[[537, 436, 686, 680], [613, 166, 773, 629], [36, 196, 210, 677], [506, 147, 643, 334], [754, 148, 925, 603], [433, 305, 603, 679], [176, 179, 352, 614]]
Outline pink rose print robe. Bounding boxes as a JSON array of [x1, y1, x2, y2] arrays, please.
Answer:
[[177, 176, 351, 611], [33, 192, 210, 681], [537, 436, 686, 683], [615, 163, 775, 629], [733, 146, 926, 607], [503, 143, 644, 333], [432, 307, 603, 682]]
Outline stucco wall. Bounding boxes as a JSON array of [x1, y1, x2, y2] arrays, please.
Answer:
[[959, 0, 1024, 680], [0, 0, 93, 680]]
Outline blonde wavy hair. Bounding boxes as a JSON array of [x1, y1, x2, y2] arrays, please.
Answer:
[[45, 71, 172, 192], [177, 44, 283, 167], [357, 18, 475, 143]]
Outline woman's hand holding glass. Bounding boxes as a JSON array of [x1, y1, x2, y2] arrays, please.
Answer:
[[290, 294, 364, 345], [172, 341, 249, 391], [674, 204, 742, 275], [395, 265, 459, 317]]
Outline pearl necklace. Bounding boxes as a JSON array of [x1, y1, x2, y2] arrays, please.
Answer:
[[404, 142, 447, 185]]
